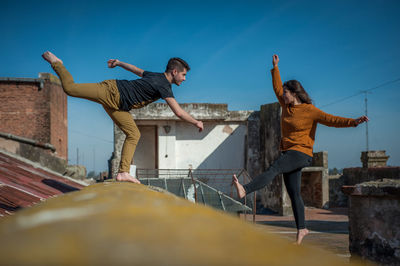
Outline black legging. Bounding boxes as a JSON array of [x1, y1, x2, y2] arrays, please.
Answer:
[[244, 150, 312, 229]]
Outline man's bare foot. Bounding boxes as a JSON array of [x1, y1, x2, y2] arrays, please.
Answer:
[[232, 174, 246, 199], [42, 51, 63, 64], [296, 228, 309, 245], [116, 172, 141, 184]]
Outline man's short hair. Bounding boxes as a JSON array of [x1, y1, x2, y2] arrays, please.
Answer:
[[166, 57, 190, 72]]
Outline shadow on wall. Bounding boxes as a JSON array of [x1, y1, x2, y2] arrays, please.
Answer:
[[196, 125, 246, 169], [174, 123, 210, 141]]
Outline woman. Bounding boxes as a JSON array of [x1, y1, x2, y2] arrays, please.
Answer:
[[233, 54, 368, 244]]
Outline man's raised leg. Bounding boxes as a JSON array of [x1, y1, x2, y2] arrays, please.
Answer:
[[42, 51, 105, 103], [42, 51, 63, 65]]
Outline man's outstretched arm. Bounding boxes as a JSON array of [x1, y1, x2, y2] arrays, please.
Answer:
[[164, 97, 204, 132], [108, 59, 144, 77]]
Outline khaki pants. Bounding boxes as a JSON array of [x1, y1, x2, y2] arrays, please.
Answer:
[[52, 62, 140, 173]]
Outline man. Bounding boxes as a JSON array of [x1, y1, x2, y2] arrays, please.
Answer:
[[42, 51, 203, 184]]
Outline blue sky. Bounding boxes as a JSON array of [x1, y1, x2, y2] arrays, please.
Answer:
[[1, 0, 400, 173]]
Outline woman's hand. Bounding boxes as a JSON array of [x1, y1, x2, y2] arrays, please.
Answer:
[[107, 59, 120, 68], [355, 115, 369, 126], [272, 54, 279, 67]]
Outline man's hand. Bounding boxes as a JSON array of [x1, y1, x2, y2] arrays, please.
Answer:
[[165, 97, 204, 132], [196, 121, 204, 132], [108, 59, 120, 68], [272, 54, 279, 67], [354, 115, 369, 126]]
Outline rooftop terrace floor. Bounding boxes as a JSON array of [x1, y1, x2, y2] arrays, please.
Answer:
[[241, 207, 350, 261]]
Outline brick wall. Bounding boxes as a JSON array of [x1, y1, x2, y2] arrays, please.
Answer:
[[47, 76, 68, 160], [0, 74, 67, 159]]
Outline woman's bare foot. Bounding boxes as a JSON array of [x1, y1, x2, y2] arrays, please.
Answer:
[[296, 228, 309, 245], [42, 51, 63, 64], [116, 172, 141, 184], [232, 174, 246, 199]]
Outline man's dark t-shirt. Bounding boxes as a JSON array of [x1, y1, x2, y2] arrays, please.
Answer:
[[116, 71, 174, 111]]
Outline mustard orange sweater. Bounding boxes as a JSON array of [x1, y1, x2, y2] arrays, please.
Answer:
[[271, 66, 356, 157]]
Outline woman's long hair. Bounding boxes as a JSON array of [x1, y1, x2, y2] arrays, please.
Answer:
[[283, 80, 312, 104]]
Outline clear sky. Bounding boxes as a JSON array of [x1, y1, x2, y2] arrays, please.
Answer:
[[1, 0, 400, 173]]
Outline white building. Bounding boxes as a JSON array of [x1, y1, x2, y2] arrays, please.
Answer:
[[110, 103, 256, 176]]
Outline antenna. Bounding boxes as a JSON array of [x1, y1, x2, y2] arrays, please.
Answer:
[[361, 90, 372, 151]]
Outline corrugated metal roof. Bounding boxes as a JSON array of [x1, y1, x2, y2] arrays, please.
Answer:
[[0, 151, 85, 217]]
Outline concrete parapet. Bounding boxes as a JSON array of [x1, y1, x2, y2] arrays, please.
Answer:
[[0, 182, 360, 265], [130, 103, 253, 121], [344, 166, 400, 185], [343, 179, 400, 265]]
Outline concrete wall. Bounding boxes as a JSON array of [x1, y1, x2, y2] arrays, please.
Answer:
[[0, 136, 66, 174], [45, 73, 68, 160], [0, 74, 67, 159], [111, 120, 248, 176]]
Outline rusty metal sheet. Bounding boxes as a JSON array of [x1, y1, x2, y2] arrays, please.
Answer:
[[0, 152, 85, 217]]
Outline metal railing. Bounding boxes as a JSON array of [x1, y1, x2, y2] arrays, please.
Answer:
[[136, 168, 257, 222]]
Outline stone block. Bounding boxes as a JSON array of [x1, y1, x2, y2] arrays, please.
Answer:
[[361, 150, 389, 168]]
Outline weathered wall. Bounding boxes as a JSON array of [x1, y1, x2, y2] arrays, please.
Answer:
[[344, 179, 400, 265], [329, 174, 347, 207], [257, 102, 287, 214], [302, 152, 330, 209], [301, 171, 323, 207], [344, 167, 400, 185], [0, 74, 67, 159]]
